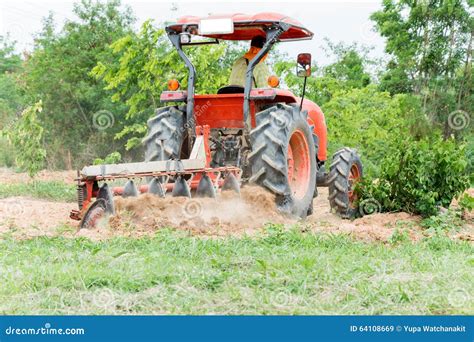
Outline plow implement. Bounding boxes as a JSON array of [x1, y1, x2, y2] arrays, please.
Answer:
[[70, 126, 241, 229]]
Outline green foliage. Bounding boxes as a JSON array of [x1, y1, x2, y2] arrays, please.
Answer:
[[2, 102, 46, 177], [0, 71, 23, 167], [275, 59, 349, 107], [0, 34, 21, 74], [458, 193, 474, 213], [388, 228, 411, 245], [21, 0, 135, 168], [421, 210, 465, 233], [0, 139, 15, 168], [275, 41, 374, 106], [322, 40, 372, 89], [464, 133, 474, 179], [0, 36, 25, 168], [93, 151, 121, 165], [371, 0, 472, 138], [0, 72, 23, 123], [371, 0, 471, 91], [357, 137, 470, 217], [321, 85, 428, 175], [324, 50, 370, 88]]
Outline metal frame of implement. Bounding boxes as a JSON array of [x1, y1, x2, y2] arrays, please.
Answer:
[[70, 125, 242, 222]]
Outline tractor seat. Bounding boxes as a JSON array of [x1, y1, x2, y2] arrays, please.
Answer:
[[217, 85, 245, 94]]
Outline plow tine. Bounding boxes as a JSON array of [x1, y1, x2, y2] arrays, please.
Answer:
[[97, 183, 115, 214], [80, 199, 107, 229], [172, 175, 191, 197], [222, 173, 240, 195], [123, 180, 139, 197], [148, 178, 165, 197], [196, 174, 216, 198]]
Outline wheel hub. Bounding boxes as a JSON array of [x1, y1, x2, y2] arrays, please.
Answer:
[[287, 129, 310, 200], [348, 163, 361, 208]]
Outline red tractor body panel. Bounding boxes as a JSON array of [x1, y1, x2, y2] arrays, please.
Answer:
[[194, 94, 256, 129], [193, 89, 327, 162], [300, 99, 327, 162]]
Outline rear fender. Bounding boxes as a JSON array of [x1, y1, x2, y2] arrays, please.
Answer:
[[300, 99, 327, 162], [270, 90, 328, 162]]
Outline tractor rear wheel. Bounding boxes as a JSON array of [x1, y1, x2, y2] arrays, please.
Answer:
[[328, 147, 363, 218], [249, 104, 317, 218], [143, 106, 186, 162]]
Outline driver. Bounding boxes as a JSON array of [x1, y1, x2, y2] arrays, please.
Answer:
[[229, 36, 270, 88]]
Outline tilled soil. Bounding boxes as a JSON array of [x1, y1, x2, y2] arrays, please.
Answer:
[[0, 169, 472, 242], [109, 186, 291, 236], [0, 197, 76, 238]]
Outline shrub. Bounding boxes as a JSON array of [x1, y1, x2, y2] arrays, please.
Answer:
[[93, 151, 122, 165], [2, 101, 46, 177], [0, 137, 15, 168], [421, 210, 465, 233], [459, 193, 474, 213], [321, 86, 428, 176], [356, 137, 470, 217]]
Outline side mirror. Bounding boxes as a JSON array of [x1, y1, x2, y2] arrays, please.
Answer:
[[296, 53, 312, 77]]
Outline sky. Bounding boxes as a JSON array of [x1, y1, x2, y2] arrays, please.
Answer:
[[0, 0, 387, 66]]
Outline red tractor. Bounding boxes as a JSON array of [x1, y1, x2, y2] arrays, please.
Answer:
[[72, 13, 363, 228]]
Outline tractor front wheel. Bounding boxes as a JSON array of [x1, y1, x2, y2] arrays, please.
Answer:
[[249, 104, 317, 218], [328, 147, 363, 218]]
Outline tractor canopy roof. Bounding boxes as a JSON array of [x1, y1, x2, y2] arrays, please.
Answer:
[[167, 12, 313, 41]]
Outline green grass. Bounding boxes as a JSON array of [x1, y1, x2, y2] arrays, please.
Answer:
[[0, 181, 76, 202], [0, 226, 472, 315]]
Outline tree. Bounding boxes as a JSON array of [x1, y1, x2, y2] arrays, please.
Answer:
[[0, 36, 25, 167], [22, 0, 135, 169], [3, 101, 46, 177], [0, 35, 23, 122], [322, 85, 429, 175], [0, 35, 21, 74], [322, 40, 372, 89], [371, 0, 472, 138], [274, 40, 375, 107]]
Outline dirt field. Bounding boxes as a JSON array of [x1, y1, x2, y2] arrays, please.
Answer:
[[0, 168, 472, 242], [0, 167, 77, 184]]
